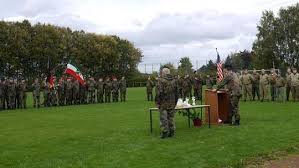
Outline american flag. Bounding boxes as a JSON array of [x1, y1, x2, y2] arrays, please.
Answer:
[[216, 49, 223, 82]]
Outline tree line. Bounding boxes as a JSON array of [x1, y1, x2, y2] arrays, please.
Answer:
[[0, 20, 143, 82]]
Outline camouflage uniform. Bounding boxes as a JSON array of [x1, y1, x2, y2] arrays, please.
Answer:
[[260, 72, 269, 102], [252, 71, 260, 101], [177, 76, 184, 98], [96, 79, 104, 103], [79, 83, 87, 104], [217, 71, 242, 125], [65, 79, 73, 105], [155, 74, 178, 138], [269, 72, 277, 101], [32, 80, 41, 108], [182, 76, 192, 99], [19, 81, 27, 109], [57, 78, 66, 106], [105, 79, 112, 103], [275, 74, 285, 102], [193, 76, 202, 100], [7, 80, 16, 109], [43, 82, 51, 107], [291, 71, 299, 101], [112, 79, 119, 102], [286, 70, 293, 101], [240, 72, 253, 101], [72, 80, 79, 104], [87, 78, 96, 103], [146, 78, 154, 101], [206, 76, 213, 89], [119, 77, 127, 102], [15, 81, 21, 108]]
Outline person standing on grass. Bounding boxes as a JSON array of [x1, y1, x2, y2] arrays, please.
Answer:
[[105, 77, 112, 103], [32, 78, 41, 108], [96, 78, 104, 103], [275, 72, 285, 102], [286, 68, 293, 101], [146, 76, 154, 101], [240, 69, 253, 101], [260, 69, 269, 102], [291, 68, 299, 102], [269, 68, 277, 101], [155, 68, 178, 139], [214, 65, 242, 126], [252, 69, 260, 101], [119, 77, 127, 102]]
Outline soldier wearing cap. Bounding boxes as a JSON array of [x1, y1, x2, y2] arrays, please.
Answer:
[[32, 78, 41, 108], [275, 72, 285, 102], [291, 68, 299, 101], [286, 68, 293, 101], [252, 69, 260, 101], [260, 69, 269, 102], [119, 77, 127, 102]]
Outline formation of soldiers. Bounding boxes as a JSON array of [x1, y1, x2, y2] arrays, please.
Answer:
[[0, 76, 127, 111], [146, 72, 206, 101], [238, 67, 299, 102]]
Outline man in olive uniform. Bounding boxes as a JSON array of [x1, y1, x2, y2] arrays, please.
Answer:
[[3, 79, 8, 110], [43, 81, 51, 107], [291, 68, 299, 101], [72, 79, 80, 105], [269, 69, 277, 101], [215, 65, 242, 125], [182, 75, 192, 99], [79, 82, 87, 104], [57, 77, 66, 106], [15, 79, 21, 108], [260, 69, 269, 102], [119, 77, 127, 102], [105, 77, 112, 103], [65, 78, 73, 105], [96, 78, 104, 103], [252, 69, 260, 101], [19, 79, 27, 109], [275, 72, 285, 102], [146, 76, 154, 101], [286, 68, 293, 101], [88, 77, 96, 103], [32, 78, 41, 108], [7, 79, 16, 109], [240, 69, 253, 101], [155, 68, 178, 139], [112, 77, 119, 102], [177, 75, 183, 98], [193, 73, 202, 101], [206, 75, 213, 89]]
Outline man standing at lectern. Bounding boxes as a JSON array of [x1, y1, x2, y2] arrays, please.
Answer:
[[214, 65, 242, 126]]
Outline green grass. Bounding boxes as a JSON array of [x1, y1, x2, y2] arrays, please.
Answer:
[[0, 87, 298, 168]]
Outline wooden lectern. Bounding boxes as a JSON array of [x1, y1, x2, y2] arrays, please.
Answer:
[[205, 89, 230, 124]]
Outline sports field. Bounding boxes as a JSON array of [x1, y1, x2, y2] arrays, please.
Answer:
[[0, 87, 298, 168]]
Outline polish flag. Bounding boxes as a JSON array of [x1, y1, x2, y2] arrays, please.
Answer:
[[65, 63, 85, 85]]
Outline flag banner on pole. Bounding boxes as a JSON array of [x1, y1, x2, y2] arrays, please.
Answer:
[[216, 49, 223, 82], [65, 63, 85, 85]]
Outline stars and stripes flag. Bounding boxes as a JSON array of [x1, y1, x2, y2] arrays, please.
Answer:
[[216, 48, 223, 82]]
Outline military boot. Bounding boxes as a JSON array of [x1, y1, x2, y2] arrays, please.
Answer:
[[160, 132, 169, 139]]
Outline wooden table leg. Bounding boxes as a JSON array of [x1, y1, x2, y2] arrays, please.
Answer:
[[187, 109, 191, 128]]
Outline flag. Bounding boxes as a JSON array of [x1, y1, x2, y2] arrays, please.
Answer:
[[216, 49, 223, 82], [65, 63, 85, 85]]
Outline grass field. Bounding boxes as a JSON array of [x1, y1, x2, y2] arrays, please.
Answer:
[[0, 87, 299, 168]]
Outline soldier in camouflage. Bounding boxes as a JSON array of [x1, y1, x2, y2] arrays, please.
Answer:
[[87, 77, 96, 103], [260, 69, 269, 102], [96, 78, 104, 103], [19, 79, 27, 109], [72, 79, 80, 105], [240, 69, 253, 101], [269, 69, 277, 101], [57, 77, 66, 106], [155, 68, 178, 139], [252, 69, 260, 101], [112, 77, 119, 102], [43, 81, 51, 107], [286, 68, 293, 101], [119, 77, 127, 102], [275, 72, 285, 102], [193, 73, 202, 101], [15, 79, 21, 108], [7, 79, 16, 109], [65, 78, 73, 105], [215, 65, 242, 125], [105, 77, 112, 103], [182, 74, 192, 99], [291, 68, 299, 101], [146, 76, 154, 101], [32, 78, 41, 108], [177, 75, 183, 98]]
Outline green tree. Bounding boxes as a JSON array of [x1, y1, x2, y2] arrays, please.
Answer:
[[178, 57, 193, 75]]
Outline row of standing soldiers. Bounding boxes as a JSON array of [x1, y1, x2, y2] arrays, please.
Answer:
[[146, 73, 214, 101], [0, 76, 127, 110], [239, 68, 299, 102]]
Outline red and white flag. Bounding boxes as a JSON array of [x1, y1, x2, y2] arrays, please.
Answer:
[[216, 49, 223, 82], [65, 63, 85, 85]]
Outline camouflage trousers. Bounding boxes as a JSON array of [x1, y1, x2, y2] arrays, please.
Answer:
[[159, 108, 176, 134], [97, 91, 104, 103], [33, 94, 40, 108], [243, 84, 252, 101], [291, 86, 299, 101], [147, 91, 153, 101], [260, 84, 269, 101], [270, 84, 276, 101], [230, 95, 240, 122], [120, 91, 126, 102], [252, 84, 260, 101], [88, 90, 95, 103], [276, 87, 285, 102], [105, 92, 111, 103], [112, 91, 119, 102], [286, 85, 291, 101]]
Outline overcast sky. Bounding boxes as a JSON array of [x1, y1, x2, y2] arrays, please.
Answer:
[[0, 0, 297, 72]]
